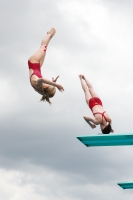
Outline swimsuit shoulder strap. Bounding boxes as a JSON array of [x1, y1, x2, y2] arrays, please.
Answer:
[[102, 111, 108, 122], [93, 111, 108, 123]]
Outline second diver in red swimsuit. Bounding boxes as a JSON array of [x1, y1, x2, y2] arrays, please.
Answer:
[[28, 28, 64, 104], [79, 75, 114, 134]]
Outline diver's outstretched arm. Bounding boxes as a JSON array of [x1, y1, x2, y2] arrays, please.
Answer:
[[83, 116, 97, 129], [36, 77, 64, 92]]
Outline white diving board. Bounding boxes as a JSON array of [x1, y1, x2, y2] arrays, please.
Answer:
[[118, 182, 133, 189], [76, 134, 133, 147]]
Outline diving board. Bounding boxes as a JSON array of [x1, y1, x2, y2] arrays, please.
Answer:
[[77, 134, 133, 147], [118, 182, 133, 189]]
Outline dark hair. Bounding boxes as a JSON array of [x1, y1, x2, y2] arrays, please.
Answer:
[[102, 123, 113, 134]]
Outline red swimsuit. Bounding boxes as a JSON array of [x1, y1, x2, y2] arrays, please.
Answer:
[[89, 97, 103, 110], [28, 60, 43, 78], [88, 97, 108, 122], [28, 60, 43, 93]]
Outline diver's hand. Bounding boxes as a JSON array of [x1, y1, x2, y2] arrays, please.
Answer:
[[52, 76, 59, 82], [56, 84, 64, 92], [91, 124, 96, 129]]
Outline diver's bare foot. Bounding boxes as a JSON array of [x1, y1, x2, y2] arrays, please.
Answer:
[[47, 28, 56, 38]]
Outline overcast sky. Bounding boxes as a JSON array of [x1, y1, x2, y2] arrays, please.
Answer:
[[1, 0, 133, 199]]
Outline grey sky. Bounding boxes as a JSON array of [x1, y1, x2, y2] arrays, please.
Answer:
[[0, 0, 133, 199]]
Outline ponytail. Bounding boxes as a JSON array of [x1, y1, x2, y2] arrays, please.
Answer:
[[40, 94, 51, 104], [40, 86, 56, 105]]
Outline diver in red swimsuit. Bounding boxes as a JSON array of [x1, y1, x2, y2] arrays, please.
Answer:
[[28, 28, 64, 104], [79, 74, 114, 134]]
